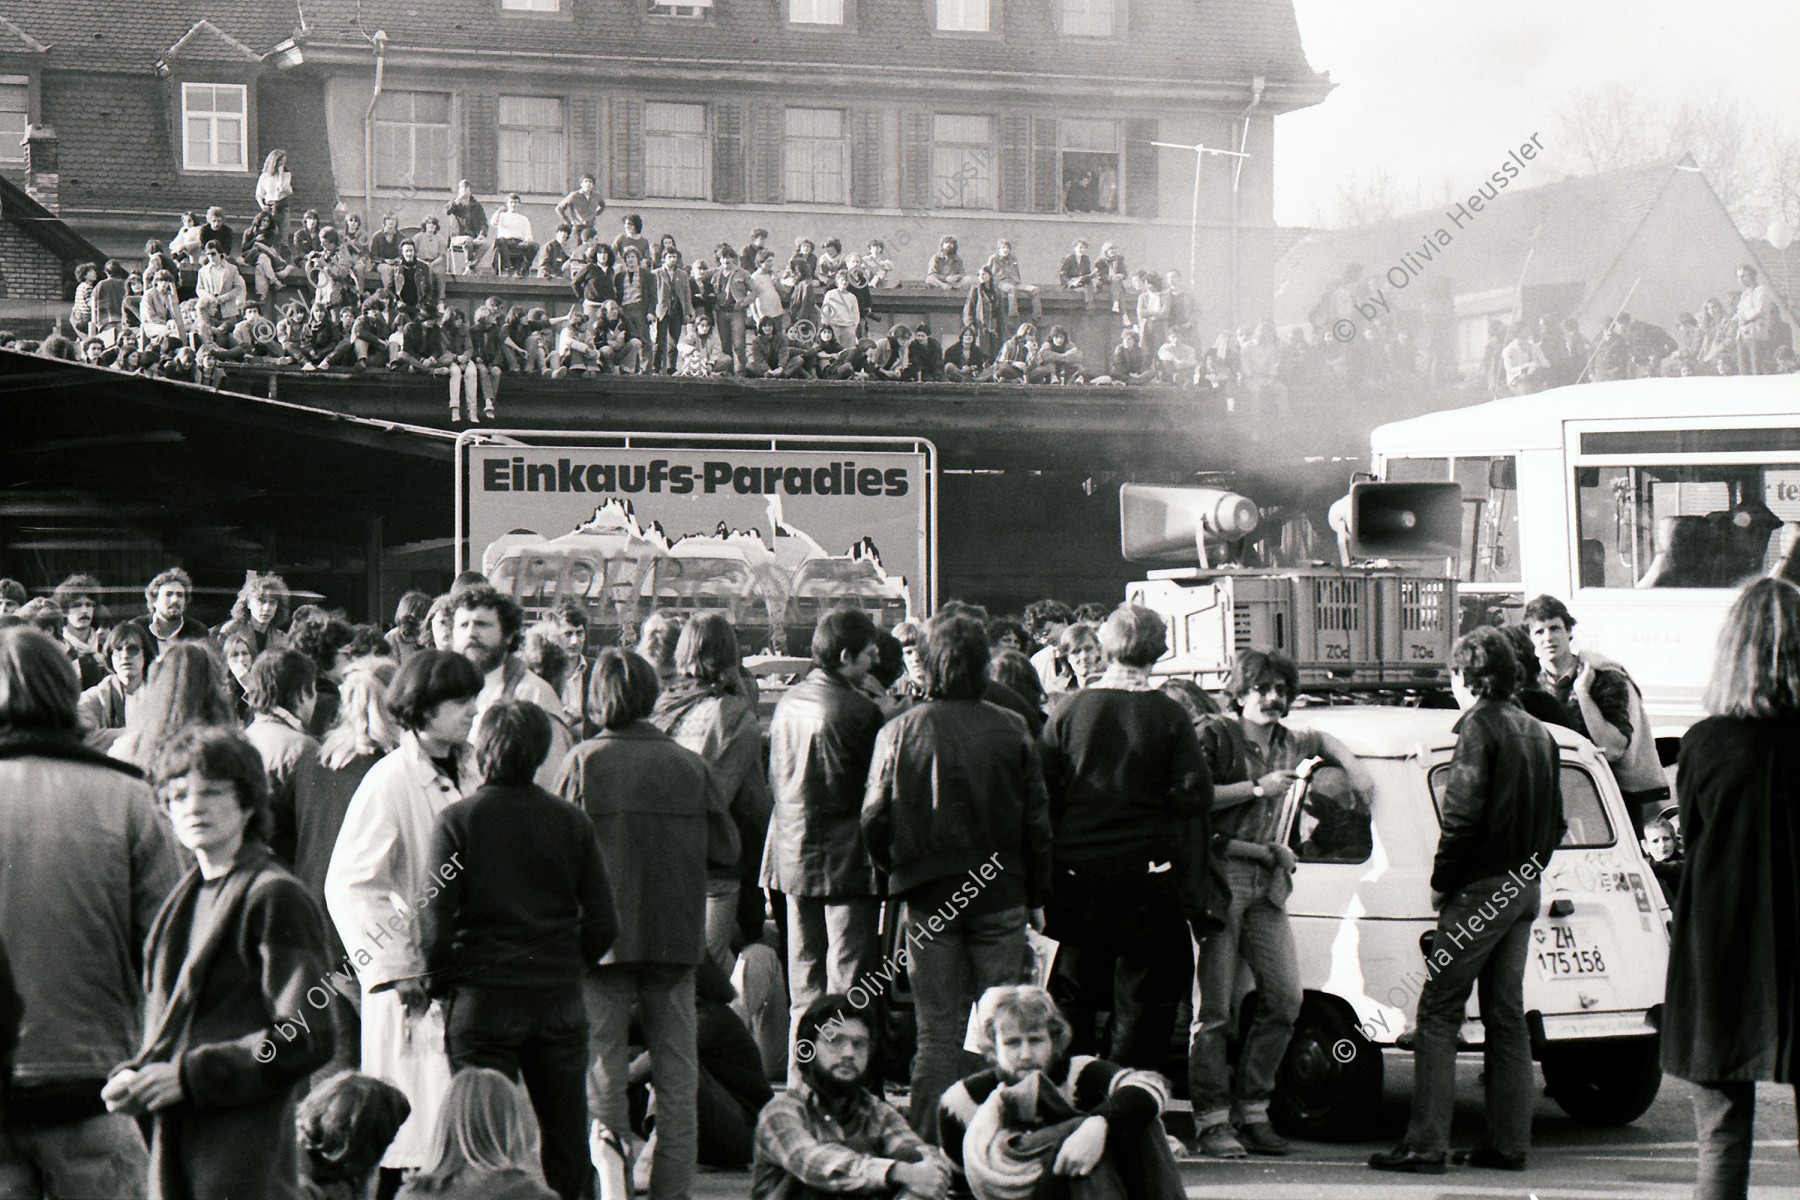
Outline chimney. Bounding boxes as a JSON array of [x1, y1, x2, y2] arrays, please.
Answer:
[[22, 124, 59, 213]]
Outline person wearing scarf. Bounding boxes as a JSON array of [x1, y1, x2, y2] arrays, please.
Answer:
[[937, 987, 1181, 1200], [104, 725, 333, 1200]]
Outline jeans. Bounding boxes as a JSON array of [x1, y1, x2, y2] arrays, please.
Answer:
[[784, 895, 881, 1085], [714, 310, 747, 371], [1405, 876, 1539, 1157], [448, 987, 592, 1200], [704, 879, 740, 976], [0, 1112, 149, 1200], [585, 965, 698, 1200], [1046, 860, 1192, 1070], [1692, 1081, 1800, 1200], [1189, 862, 1303, 1128], [902, 901, 1030, 1136]]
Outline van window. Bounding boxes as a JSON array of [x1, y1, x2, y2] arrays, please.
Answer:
[[1574, 463, 1794, 588], [1427, 760, 1615, 850], [1285, 766, 1373, 864], [1381, 455, 1520, 585]]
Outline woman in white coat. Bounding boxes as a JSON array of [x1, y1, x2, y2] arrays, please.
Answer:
[[325, 650, 483, 1187]]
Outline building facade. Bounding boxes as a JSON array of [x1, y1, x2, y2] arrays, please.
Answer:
[[2, 0, 1328, 338]]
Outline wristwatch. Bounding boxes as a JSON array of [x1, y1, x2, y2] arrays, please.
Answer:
[[1251, 782, 1266, 799]]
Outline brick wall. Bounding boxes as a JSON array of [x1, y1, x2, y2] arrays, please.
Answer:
[[0, 222, 69, 301]]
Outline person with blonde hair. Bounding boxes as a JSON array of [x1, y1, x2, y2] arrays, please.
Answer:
[[396, 1068, 556, 1199], [1663, 577, 1800, 1199], [937, 986, 1179, 1200], [294, 655, 401, 1070], [109, 639, 237, 773]]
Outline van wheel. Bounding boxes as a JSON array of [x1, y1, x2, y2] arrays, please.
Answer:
[[1541, 1037, 1663, 1126], [1271, 1000, 1383, 1141]]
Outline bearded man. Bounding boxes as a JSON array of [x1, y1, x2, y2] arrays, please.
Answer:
[[752, 994, 953, 1200]]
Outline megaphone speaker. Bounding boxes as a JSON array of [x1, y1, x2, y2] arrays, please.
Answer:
[[1120, 484, 1260, 564], [1337, 481, 1462, 560]]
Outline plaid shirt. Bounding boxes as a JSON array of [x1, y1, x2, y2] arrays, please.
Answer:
[[752, 1083, 924, 1200]]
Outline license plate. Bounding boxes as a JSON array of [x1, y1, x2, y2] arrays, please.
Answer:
[[1534, 922, 1609, 979]]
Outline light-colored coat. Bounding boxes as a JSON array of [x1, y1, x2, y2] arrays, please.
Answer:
[[325, 732, 475, 1167]]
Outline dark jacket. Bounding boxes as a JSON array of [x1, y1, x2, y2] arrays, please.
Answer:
[[245, 712, 318, 867], [1664, 715, 1800, 1083], [0, 733, 177, 1110], [422, 783, 616, 996], [560, 723, 731, 966], [122, 844, 333, 1200], [1431, 697, 1565, 896], [1040, 688, 1213, 869], [861, 699, 1053, 907], [291, 750, 381, 967], [761, 669, 884, 898]]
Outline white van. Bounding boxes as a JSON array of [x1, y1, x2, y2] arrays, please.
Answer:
[[1265, 705, 1671, 1141]]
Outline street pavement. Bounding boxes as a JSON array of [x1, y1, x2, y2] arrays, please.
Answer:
[[693, 1054, 1799, 1199]]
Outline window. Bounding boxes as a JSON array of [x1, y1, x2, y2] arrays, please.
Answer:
[[501, 0, 560, 8], [785, 107, 847, 205], [181, 82, 248, 173], [931, 114, 994, 209], [1574, 462, 1794, 589], [1431, 762, 1615, 850], [0, 77, 26, 165], [1380, 456, 1520, 586], [647, 0, 712, 16], [1285, 764, 1373, 865], [789, 0, 845, 22], [499, 96, 566, 195], [1061, 0, 1115, 36], [936, 0, 991, 32], [373, 90, 453, 193], [645, 101, 708, 199], [1060, 118, 1119, 213]]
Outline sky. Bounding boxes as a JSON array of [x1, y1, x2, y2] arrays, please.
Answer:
[[1275, 0, 1800, 229]]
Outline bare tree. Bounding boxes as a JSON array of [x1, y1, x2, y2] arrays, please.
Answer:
[[1555, 84, 1658, 174], [1312, 166, 1415, 229], [1664, 99, 1760, 226]]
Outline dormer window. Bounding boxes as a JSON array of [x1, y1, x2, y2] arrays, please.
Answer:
[[181, 82, 248, 172]]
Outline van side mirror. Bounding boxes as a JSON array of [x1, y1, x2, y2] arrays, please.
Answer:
[[1488, 458, 1516, 491]]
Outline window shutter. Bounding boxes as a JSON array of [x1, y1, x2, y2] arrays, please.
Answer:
[[465, 92, 498, 194], [851, 109, 882, 208], [751, 102, 783, 205], [1030, 115, 1058, 213], [612, 98, 644, 199], [997, 115, 1030, 212], [1124, 115, 1158, 217], [900, 111, 931, 210], [713, 101, 745, 204], [571, 94, 601, 182]]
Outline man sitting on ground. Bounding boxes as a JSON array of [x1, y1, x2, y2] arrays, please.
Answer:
[[752, 994, 952, 1200], [937, 986, 1182, 1200]]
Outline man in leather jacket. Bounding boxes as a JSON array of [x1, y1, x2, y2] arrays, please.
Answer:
[[1372, 627, 1564, 1175], [762, 608, 885, 1085]]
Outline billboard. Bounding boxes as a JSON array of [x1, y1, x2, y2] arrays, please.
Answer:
[[457, 432, 936, 655]]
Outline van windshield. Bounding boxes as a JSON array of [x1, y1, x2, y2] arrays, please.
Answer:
[[1427, 761, 1615, 850]]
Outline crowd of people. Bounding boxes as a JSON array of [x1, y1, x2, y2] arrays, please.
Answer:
[[1, 159, 1280, 412], [3, 553, 1796, 1199], [1481, 262, 1798, 395]]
